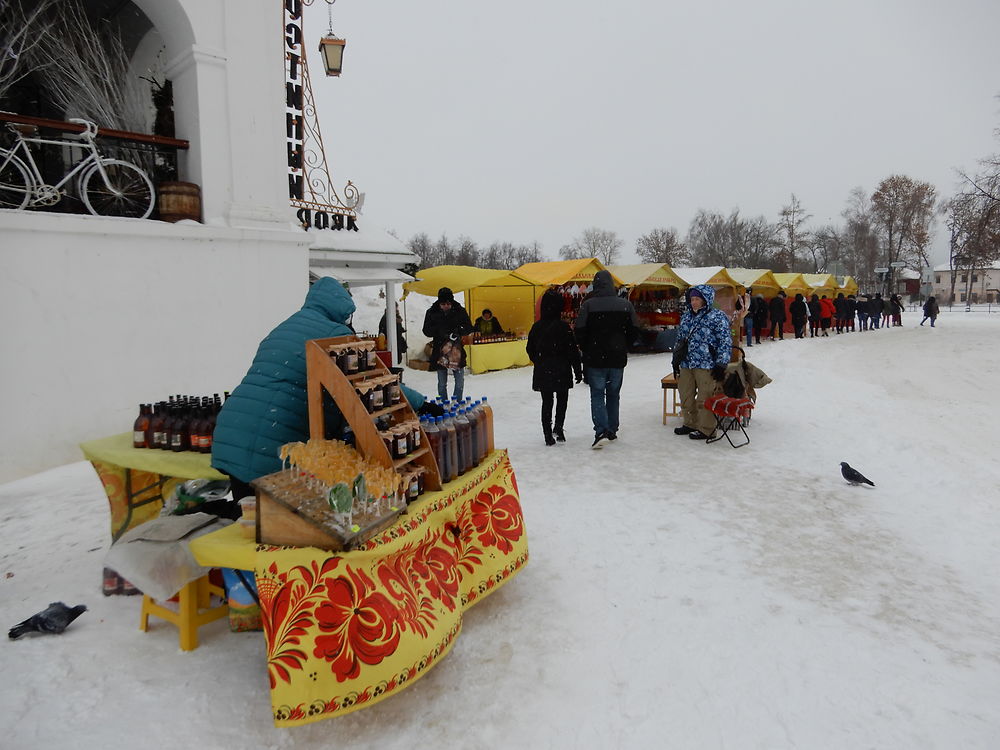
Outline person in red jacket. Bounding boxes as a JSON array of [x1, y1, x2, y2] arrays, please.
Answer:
[[818, 295, 836, 337]]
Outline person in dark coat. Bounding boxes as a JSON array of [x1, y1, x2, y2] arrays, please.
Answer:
[[921, 296, 939, 327], [378, 308, 407, 363], [845, 294, 858, 331], [212, 278, 429, 497], [750, 293, 768, 345], [857, 294, 870, 331], [574, 270, 640, 447], [422, 287, 474, 402], [789, 293, 808, 338], [890, 294, 904, 326], [869, 293, 883, 329], [768, 291, 787, 340], [473, 309, 505, 336], [833, 293, 847, 334], [527, 289, 583, 445], [807, 293, 821, 337]]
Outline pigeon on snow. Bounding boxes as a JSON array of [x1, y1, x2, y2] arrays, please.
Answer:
[[840, 462, 875, 487], [9, 602, 87, 639]]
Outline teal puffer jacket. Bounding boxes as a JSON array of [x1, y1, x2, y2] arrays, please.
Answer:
[[211, 278, 357, 483]]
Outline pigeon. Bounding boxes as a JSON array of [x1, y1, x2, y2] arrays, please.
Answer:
[[840, 462, 875, 487], [8, 602, 87, 639]]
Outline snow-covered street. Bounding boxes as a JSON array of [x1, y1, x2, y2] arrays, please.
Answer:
[[2, 310, 999, 749]]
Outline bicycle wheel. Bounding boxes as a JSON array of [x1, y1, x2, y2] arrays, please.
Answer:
[[0, 149, 32, 210], [80, 159, 155, 219]]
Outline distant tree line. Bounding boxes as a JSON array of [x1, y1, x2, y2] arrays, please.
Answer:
[[405, 113, 999, 297]]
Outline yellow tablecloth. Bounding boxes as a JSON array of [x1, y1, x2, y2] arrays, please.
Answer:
[[80, 433, 226, 545], [466, 339, 531, 374], [190, 449, 528, 727]]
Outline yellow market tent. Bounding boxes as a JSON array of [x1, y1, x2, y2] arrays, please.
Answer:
[[802, 273, 839, 298], [514, 257, 624, 287], [772, 273, 811, 298], [673, 266, 744, 317], [403, 265, 539, 334], [838, 276, 859, 297], [727, 269, 782, 298], [606, 263, 686, 289]]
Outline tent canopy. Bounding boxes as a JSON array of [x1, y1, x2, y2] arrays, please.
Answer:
[[802, 273, 839, 296], [771, 273, 811, 297], [515, 258, 623, 287], [727, 268, 781, 297], [672, 266, 744, 292], [607, 263, 686, 288], [838, 276, 859, 296], [403, 265, 541, 335]]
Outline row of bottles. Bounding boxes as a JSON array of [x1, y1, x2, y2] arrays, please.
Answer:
[[132, 394, 228, 452], [421, 397, 494, 484]]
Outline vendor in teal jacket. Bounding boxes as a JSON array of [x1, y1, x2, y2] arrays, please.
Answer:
[[212, 277, 427, 493]]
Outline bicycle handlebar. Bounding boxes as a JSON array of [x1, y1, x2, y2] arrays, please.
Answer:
[[65, 118, 98, 140]]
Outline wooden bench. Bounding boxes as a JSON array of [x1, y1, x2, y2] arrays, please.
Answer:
[[661, 374, 681, 424]]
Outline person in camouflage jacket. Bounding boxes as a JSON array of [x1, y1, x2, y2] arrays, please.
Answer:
[[674, 284, 732, 440]]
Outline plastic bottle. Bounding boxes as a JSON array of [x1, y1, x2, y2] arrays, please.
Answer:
[[480, 396, 495, 454], [440, 416, 457, 483], [464, 403, 481, 467], [454, 409, 472, 474]]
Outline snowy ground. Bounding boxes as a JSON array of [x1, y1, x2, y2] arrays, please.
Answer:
[[2, 305, 999, 749]]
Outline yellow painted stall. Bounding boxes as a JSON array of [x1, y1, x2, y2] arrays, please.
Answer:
[[514, 257, 625, 328], [404, 266, 540, 374], [727, 269, 782, 299], [773, 273, 812, 299], [672, 266, 744, 318], [802, 273, 839, 299], [838, 275, 859, 297], [607, 263, 687, 350]]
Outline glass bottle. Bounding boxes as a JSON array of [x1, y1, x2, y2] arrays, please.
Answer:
[[133, 404, 150, 448]]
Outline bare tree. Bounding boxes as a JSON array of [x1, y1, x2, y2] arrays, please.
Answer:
[[635, 227, 690, 265], [27, 0, 148, 132], [736, 216, 780, 269], [840, 187, 880, 289], [453, 235, 479, 266], [776, 194, 812, 271], [0, 0, 58, 101], [870, 174, 937, 293], [686, 209, 777, 267], [560, 227, 623, 265]]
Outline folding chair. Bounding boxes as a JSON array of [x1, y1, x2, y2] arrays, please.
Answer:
[[703, 394, 755, 448]]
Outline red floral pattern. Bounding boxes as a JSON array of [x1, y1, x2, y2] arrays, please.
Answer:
[[470, 484, 525, 554]]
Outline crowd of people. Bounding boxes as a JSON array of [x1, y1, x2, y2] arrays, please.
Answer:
[[736, 288, 914, 343]]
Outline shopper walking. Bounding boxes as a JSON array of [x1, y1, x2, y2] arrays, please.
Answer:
[[422, 287, 474, 402], [808, 294, 821, 337], [527, 289, 583, 446], [789, 293, 808, 338], [890, 294, 904, 326], [750, 292, 768, 345], [819, 295, 836, 336], [574, 270, 640, 448], [845, 294, 858, 331], [833, 293, 848, 334], [921, 296, 939, 327], [857, 295, 870, 331], [673, 284, 732, 441], [768, 291, 787, 340], [869, 293, 883, 329]]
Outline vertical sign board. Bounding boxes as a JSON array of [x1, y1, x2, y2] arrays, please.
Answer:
[[283, 0, 359, 232]]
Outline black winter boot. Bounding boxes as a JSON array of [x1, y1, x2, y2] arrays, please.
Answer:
[[553, 425, 565, 442], [543, 424, 555, 446]]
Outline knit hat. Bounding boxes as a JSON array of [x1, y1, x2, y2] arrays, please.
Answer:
[[437, 287, 454, 303], [689, 288, 706, 302]]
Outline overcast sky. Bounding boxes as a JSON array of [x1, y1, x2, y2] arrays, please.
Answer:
[[307, 0, 1000, 265]]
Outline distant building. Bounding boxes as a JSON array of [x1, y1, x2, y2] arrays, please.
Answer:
[[928, 263, 1000, 304]]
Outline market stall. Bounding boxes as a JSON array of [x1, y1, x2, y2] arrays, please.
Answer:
[[607, 263, 687, 351], [802, 273, 839, 300], [181, 334, 528, 727], [514, 257, 625, 326], [403, 265, 539, 374], [727, 268, 782, 299], [772, 272, 811, 299], [838, 275, 860, 297], [672, 267, 744, 319]]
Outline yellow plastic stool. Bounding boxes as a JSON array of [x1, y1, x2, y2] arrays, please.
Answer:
[[139, 574, 228, 651]]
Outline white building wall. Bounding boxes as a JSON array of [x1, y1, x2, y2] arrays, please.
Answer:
[[0, 0, 314, 481]]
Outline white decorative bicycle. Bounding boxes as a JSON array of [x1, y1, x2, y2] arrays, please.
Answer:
[[0, 118, 155, 219]]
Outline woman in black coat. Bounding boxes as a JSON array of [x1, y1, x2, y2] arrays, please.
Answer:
[[789, 293, 808, 338], [527, 289, 583, 445], [750, 294, 769, 345], [807, 294, 822, 337]]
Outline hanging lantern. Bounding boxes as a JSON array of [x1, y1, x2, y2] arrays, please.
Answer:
[[318, 34, 346, 76]]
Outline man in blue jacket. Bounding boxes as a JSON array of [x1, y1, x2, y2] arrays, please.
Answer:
[[574, 270, 640, 448], [212, 277, 428, 497], [674, 284, 732, 440]]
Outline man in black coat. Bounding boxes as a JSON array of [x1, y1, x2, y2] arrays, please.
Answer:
[[768, 291, 787, 340], [750, 293, 768, 345], [574, 270, 640, 447], [422, 287, 474, 401]]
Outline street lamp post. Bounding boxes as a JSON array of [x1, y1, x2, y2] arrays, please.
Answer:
[[318, 0, 347, 76]]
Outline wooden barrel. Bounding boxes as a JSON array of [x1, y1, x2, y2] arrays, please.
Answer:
[[157, 181, 201, 222]]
